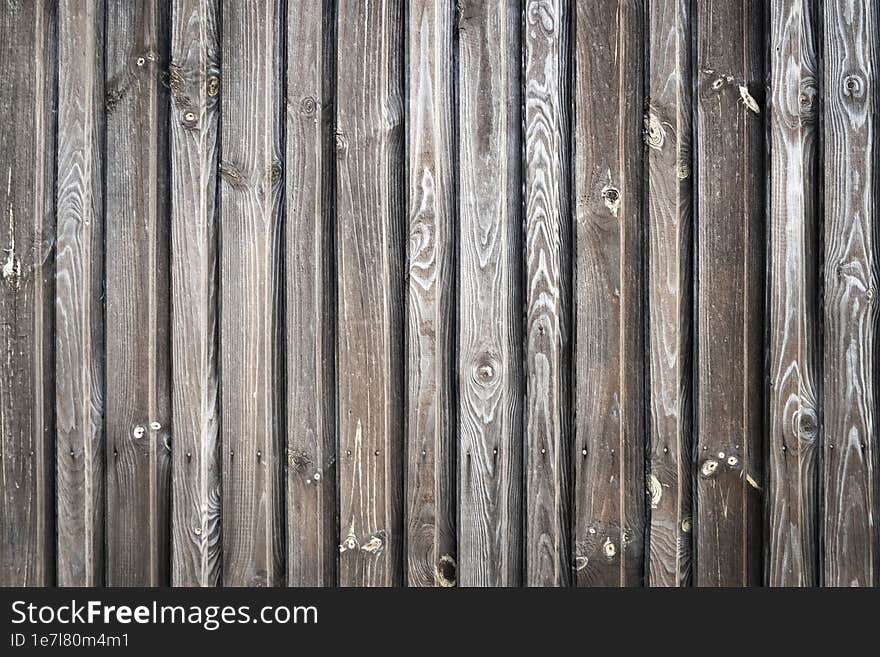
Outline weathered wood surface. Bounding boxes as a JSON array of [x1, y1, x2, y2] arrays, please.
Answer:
[[336, 0, 405, 587], [406, 0, 456, 588], [767, 0, 820, 587], [105, 0, 171, 587], [0, 0, 55, 587], [524, 0, 571, 587], [573, 0, 646, 587], [643, 0, 693, 586], [645, 0, 693, 588], [694, 0, 765, 586], [169, 0, 221, 587], [286, 0, 337, 587], [219, 0, 284, 587], [457, 0, 523, 587], [55, 0, 105, 587], [822, 0, 879, 588]]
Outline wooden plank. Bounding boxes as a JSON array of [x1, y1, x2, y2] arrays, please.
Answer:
[[0, 0, 55, 587], [822, 0, 879, 588], [219, 0, 284, 587], [573, 0, 645, 587], [55, 0, 105, 587], [406, 0, 456, 588], [457, 0, 523, 587], [286, 0, 336, 587], [645, 0, 693, 587], [104, 0, 171, 587], [169, 0, 221, 586], [767, 0, 820, 587], [693, 0, 764, 586], [336, 0, 405, 587], [523, 0, 571, 587]]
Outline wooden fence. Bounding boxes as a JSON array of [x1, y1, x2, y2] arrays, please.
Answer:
[[0, 0, 877, 587]]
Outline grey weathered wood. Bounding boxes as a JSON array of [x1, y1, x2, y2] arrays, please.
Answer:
[[524, 0, 571, 587], [0, 0, 55, 587], [170, 0, 221, 587], [219, 0, 284, 587], [694, 0, 764, 586], [336, 0, 405, 587], [767, 0, 820, 588], [105, 0, 172, 587], [822, 0, 879, 588], [286, 0, 336, 587], [645, 0, 693, 587], [573, 0, 645, 587], [406, 0, 456, 588], [457, 0, 523, 588], [55, 0, 105, 587]]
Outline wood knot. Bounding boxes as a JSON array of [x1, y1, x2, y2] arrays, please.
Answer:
[[335, 131, 348, 157], [472, 355, 499, 385], [842, 74, 865, 100], [700, 459, 718, 477], [300, 96, 317, 117], [181, 109, 198, 128], [207, 76, 220, 97], [219, 162, 245, 188], [436, 554, 456, 587]]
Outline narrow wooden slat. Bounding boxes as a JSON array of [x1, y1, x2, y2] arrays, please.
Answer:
[[170, 0, 221, 587], [55, 0, 105, 587], [767, 0, 820, 587], [645, 0, 693, 587], [524, 0, 571, 587], [573, 0, 645, 587], [286, 0, 336, 587], [336, 0, 405, 587], [0, 0, 55, 587], [457, 0, 523, 587], [406, 0, 456, 588], [220, 0, 284, 586], [105, 0, 171, 587], [693, 0, 764, 586], [822, 0, 879, 588]]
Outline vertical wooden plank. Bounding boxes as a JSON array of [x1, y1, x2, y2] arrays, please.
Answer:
[[286, 0, 337, 587], [767, 0, 820, 587], [170, 0, 221, 586], [457, 0, 523, 588], [524, 0, 571, 587], [336, 0, 405, 588], [406, 0, 456, 588], [104, 0, 171, 587], [0, 0, 55, 587], [822, 0, 879, 588], [645, 0, 693, 587], [220, 0, 284, 587], [56, 0, 105, 587], [694, 0, 764, 586], [573, 1, 646, 587]]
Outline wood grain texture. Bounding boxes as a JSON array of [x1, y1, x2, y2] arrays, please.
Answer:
[[105, 0, 172, 587], [219, 0, 284, 587], [767, 0, 820, 587], [457, 0, 523, 587], [822, 0, 879, 588], [286, 0, 337, 587], [645, 0, 693, 587], [55, 0, 105, 587], [524, 0, 571, 587], [573, 0, 645, 587], [406, 0, 456, 588], [0, 0, 55, 587], [336, 0, 405, 587], [170, 0, 221, 587], [694, 0, 764, 587]]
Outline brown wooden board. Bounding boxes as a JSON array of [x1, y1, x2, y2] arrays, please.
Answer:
[[105, 0, 172, 587], [572, 0, 646, 587], [406, 0, 456, 588]]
